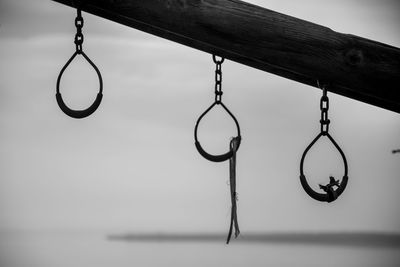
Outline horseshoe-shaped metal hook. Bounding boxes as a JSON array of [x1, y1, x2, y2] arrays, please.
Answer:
[[56, 51, 103, 119], [299, 131, 348, 203]]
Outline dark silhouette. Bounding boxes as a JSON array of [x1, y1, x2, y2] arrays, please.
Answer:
[[299, 83, 348, 203], [193, 55, 242, 244], [392, 149, 400, 154], [319, 176, 340, 191], [319, 176, 340, 201], [194, 55, 241, 163], [56, 3, 103, 119]]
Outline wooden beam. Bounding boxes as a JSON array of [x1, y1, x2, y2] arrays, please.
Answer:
[[51, 0, 400, 113]]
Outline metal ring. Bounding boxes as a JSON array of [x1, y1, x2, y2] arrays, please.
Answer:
[[194, 102, 241, 162], [75, 17, 84, 27], [212, 55, 224, 64], [299, 133, 348, 202], [56, 51, 103, 119]]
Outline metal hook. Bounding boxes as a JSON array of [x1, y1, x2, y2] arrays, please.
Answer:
[[317, 79, 328, 98], [212, 55, 224, 64]]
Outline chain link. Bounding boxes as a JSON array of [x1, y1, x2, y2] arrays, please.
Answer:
[[74, 8, 84, 53], [319, 86, 330, 135], [213, 55, 224, 104]]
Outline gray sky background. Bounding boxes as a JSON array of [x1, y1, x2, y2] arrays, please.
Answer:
[[0, 0, 399, 234]]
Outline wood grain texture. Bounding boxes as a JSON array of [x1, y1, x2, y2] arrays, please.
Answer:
[[52, 0, 400, 113]]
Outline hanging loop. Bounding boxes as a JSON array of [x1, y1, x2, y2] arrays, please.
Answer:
[[194, 102, 241, 162], [299, 81, 348, 202], [56, 6, 103, 119], [299, 132, 348, 202], [194, 55, 241, 162]]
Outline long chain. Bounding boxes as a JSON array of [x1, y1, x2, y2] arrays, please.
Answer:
[[74, 7, 84, 53], [319, 85, 330, 135], [213, 55, 224, 104]]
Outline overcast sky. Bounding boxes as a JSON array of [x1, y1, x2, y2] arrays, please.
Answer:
[[0, 0, 399, 234]]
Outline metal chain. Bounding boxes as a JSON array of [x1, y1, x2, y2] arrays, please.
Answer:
[[74, 8, 84, 53], [319, 85, 330, 135], [213, 55, 224, 104]]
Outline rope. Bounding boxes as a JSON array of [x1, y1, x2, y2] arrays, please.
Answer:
[[226, 137, 240, 244]]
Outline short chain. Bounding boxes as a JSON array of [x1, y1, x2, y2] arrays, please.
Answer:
[[74, 8, 84, 53], [213, 55, 224, 104], [319, 86, 330, 135]]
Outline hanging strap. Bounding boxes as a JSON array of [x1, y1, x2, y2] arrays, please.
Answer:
[[226, 137, 240, 244], [299, 81, 349, 203], [56, 4, 103, 119], [194, 55, 241, 162]]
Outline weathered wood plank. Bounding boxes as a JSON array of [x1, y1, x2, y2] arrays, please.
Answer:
[[51, 0, 400, 113]]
